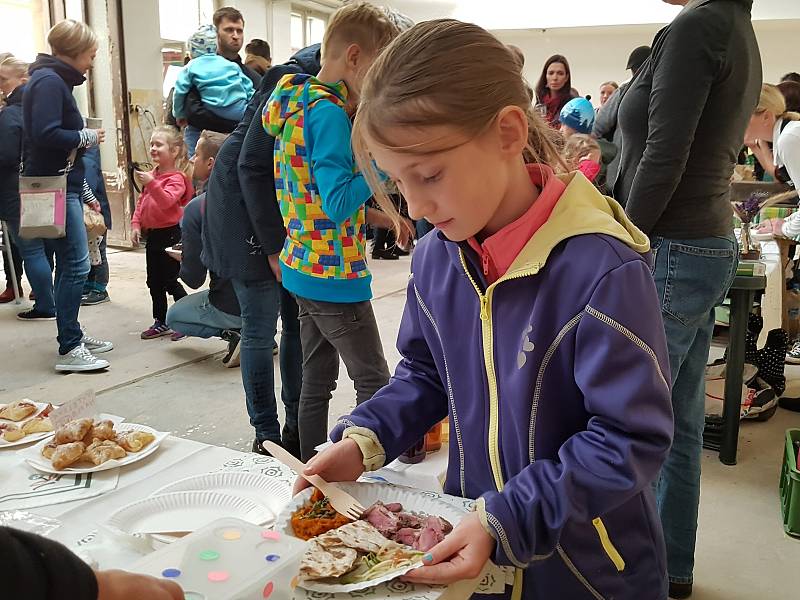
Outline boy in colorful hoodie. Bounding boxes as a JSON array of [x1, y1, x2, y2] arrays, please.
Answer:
[[263, 2, 402, 460], [298, 20, 674, 600]]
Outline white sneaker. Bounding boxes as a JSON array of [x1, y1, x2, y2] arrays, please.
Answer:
[[55, 344, 110, 372], [82, 333, 114, 354]]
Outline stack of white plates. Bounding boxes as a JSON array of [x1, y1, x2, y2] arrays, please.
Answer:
[[105, 472, 292, 543]]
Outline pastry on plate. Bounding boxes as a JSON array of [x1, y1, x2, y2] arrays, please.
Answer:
[[81, 419, 116, 445], [22, 417, 53, 435], [83, 439, 127, 465], [51, 441, 86, 470], [1, 424, 25, 442], [41, 442, 59, 460], [115, 430, 156, 452], [0, 400, 37, 422], [54, 418, 93, 445]]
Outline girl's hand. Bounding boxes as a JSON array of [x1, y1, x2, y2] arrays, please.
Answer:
[[131, 228, 141, 247], [95, 569, 183, 600], [293, 438, 365, 495], [135, 170, 154, 187], [402, 512, 495, 585], [94, 129, 106, 144], [754, 218, 784, 236], [89, 200, 101, 213]]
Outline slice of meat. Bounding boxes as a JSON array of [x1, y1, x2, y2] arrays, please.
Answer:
[[415, 526, 444, 552], [299, 540, 359, 580], [384, 502, 403, 512], [396, 511, 425, 530], [394, 527, 419, 547], [363, 502, 400, 538]]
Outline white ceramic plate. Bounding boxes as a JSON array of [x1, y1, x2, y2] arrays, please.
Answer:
[[0, 401, 55, 448], [151, 472, 291, 528], [19, 423, 168, 474], [106, 491, 273, 539], [276, 482, 467, 593]]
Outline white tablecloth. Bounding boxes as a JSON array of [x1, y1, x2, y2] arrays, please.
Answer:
[[2, 436, 508, 599]]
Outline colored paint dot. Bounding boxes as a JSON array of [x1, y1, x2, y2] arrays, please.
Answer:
[[265, 554, 280, 562], [161, 568, 181, 578], [262, 581, 275, 598], [261, 530, 280, 540], [199, 550, 220, 561], [222, 529, 241, 540], [207, 571, 230, 583]]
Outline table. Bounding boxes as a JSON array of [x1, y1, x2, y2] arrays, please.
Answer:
[[703, 274, 767, 465], [1, 436, 503, 599]]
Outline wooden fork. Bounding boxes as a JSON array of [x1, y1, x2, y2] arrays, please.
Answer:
[[262, 441, 366, 520]]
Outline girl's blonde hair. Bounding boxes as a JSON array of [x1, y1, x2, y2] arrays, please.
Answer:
[[48, 19, 98, 59], [352, 19, 564, 231], [562, 134, 600, 171], [756, 83, 800, 123], [0, 56, 29, 79], [152, 125, 191, 176]]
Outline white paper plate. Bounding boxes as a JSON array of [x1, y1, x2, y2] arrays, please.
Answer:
[[19, 423, 168, 474], [276, 482, 467, 593], [0, 401, 55, 448], [151, 472, 291, 527], [106, 491, 273, 539]]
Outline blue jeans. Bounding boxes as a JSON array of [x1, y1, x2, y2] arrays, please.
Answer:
[[232, 279, 302, 444], [650, 235, 737, 585], [17, 193, 90, 355], [166, 290, 241, 338], [184, 125, 201, 158]]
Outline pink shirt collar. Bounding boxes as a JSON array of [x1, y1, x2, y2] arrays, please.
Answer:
[[467, 164, 566, 284]]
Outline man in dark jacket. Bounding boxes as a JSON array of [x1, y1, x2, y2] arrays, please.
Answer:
[[614, 1, 762, 597], [0, 77, 25, 302], [203, 44, 321, 458], [2, 526, 182, 599], [592, 45, 650, 197]]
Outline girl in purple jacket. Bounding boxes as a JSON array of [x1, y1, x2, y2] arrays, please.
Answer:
[[299, 20, 674, 600]]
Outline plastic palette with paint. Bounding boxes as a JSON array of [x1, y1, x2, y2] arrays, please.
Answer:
[[130, 517, 307, 600]]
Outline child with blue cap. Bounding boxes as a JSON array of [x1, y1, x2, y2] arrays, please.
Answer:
[[559, 97, 595, 137], [173, 24, 255, 156]]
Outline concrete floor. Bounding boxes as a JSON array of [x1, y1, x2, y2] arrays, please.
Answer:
[[2, 248, 800, 598]]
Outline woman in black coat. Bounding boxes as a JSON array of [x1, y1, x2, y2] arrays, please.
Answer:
[[0, 56, 27, 302]]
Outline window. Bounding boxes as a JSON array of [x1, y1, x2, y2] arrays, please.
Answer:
[[290, 8, 327, 55], [0, 0, 49, 61], [159, 0, 214, 43]]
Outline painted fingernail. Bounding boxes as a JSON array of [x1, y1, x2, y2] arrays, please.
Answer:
[[423, 553, 433, 563]]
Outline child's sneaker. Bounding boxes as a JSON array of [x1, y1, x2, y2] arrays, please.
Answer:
[[141, 320, 172, 339], [787, 341, 800, 364], [81, 290, 110, 306], [55, 344, 110, 372]]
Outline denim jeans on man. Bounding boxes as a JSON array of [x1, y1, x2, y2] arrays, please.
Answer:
[[17, 192, 90, 354], [166, 290, 241, 338], [232, 279, 302, 448], [295, 297, 390, 461], [650, 235, 737, 586]]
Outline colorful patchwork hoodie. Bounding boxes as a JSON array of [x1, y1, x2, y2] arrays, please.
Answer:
[[331, 172, 674, 600], [264, 74, 373, 303]]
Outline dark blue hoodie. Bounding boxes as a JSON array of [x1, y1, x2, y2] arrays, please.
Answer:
[[0, 83, 25, 221], [22, 54, 86, 194]]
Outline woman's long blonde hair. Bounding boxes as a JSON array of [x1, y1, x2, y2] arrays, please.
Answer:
[[756, 83, 800, 123], [352, 19, 563, 232], [152, 125, 191, 176]]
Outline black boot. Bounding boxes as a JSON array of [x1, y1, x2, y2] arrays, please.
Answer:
[[669, 581, 692, 599]]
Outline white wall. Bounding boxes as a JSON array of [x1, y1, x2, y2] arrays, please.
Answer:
[[497, 20, 800, 110]]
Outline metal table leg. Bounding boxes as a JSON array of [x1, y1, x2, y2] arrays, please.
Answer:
[[719, 288, 754, 465]]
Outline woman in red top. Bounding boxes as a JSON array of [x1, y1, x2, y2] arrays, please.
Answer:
[[534, 54, 578, 128], [131, 125, 194, 339]]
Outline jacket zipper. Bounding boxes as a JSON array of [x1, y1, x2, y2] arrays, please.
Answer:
[[592, 517, 626, 572], [458, 251, 504, 492], [413, 283, 467, 497]]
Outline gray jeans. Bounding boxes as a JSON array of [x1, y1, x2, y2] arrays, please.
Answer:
[[296, 296, 390, 461]]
